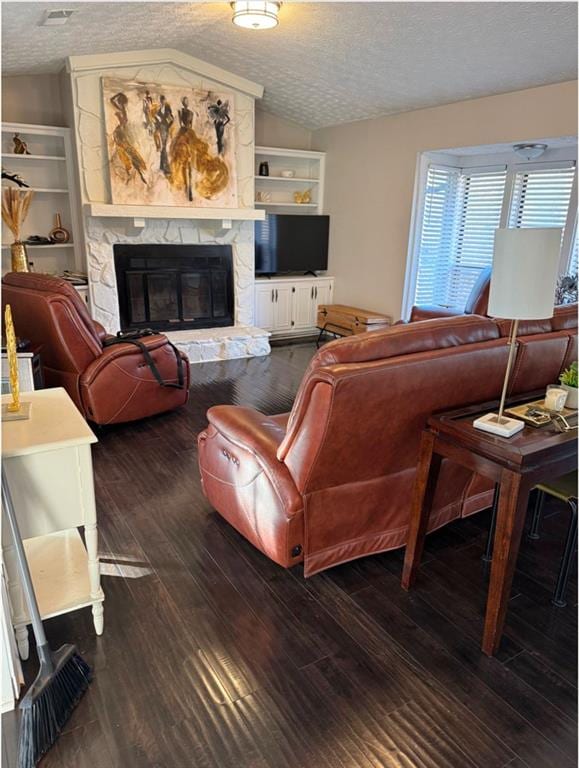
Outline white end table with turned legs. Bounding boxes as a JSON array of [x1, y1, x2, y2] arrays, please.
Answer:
[[1, 387, 103, 660]]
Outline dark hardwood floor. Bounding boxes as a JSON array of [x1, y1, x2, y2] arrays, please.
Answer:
[[3, 343, 577, 768]]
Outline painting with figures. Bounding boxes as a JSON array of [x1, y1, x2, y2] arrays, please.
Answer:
[[102, 77, 237, 208]]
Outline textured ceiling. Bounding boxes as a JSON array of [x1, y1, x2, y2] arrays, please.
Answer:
[[1, 2, 577, 130]]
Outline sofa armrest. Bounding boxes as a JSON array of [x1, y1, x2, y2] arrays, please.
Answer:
[[206, 405, 288, 460], [202, 405, 301, 514], [409, 304, 463, 322]]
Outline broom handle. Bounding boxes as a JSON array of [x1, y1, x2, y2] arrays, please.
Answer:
[[1, 468, 52, 668]]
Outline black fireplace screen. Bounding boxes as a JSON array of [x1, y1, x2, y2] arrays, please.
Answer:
[[113, 244, 234, 332]]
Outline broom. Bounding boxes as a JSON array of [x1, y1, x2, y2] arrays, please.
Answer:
[[2, 468, 92, 768]]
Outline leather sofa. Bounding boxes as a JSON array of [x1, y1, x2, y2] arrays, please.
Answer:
[[409, 267, 491, 321], [198, 306, 577, 576], [2, 272, 190, 424]]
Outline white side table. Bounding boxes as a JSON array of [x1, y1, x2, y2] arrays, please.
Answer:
[[1, 388, 103, 660]]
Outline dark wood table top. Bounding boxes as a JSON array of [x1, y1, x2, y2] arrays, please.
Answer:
[[427, 396, 577, 472]]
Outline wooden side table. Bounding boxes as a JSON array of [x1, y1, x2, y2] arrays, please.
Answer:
[[401, 399, 577, 656], [1, 388, 103, 660]]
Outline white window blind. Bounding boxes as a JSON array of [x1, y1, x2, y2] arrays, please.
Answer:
[[413, 165, 459, 307], [414, 165, 506, 309], [509, 164, 576, 236]]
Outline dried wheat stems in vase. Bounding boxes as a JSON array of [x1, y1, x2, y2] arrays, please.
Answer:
[[2, 187, 34, 243]]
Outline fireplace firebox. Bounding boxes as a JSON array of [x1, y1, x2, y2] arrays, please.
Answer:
[[113, 244, 234, 332]]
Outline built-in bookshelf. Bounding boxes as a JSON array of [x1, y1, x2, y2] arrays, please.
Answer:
[[1, 123, 83, 276], [254, 146, 325, 214]]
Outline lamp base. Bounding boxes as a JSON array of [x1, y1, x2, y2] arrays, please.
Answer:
[[473, 412, 525, 438], [2, 402, 31, 421]]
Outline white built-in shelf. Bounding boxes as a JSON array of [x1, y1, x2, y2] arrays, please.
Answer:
[[256, 202, 318, 208], [1, 243, 74, 251], [2, 186, 69, 194], [255, 146, 325, 214], [86, 202, 265, 228], [2, 123, 82, 274], [2, 153, 66, 162], [255, 176, 320, 184]]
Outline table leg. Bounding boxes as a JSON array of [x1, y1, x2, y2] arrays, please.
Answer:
[[402, 430, 441, 590], [3, 543, 30, 659], [482, 470, 530, 656], [85, 522, 104, 635]]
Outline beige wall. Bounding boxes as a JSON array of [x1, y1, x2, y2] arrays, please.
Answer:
[[312, 81, 578, 319], [2, 74, 66, 126], [255, 108, 311, 149]]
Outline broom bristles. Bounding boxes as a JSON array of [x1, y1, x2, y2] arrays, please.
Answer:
[[18, 647, 91, 768]]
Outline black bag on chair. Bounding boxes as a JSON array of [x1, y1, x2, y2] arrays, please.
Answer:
[[103, 329, 186, 389]]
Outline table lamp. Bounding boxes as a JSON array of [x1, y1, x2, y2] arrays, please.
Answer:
[[473, 227, 562, 438]]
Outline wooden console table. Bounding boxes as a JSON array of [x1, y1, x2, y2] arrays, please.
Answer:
[[401, 400, 577, 656], [1, 388, 103, 660]]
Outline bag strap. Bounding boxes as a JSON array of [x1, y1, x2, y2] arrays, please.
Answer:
[[103, 332, 185, 389]]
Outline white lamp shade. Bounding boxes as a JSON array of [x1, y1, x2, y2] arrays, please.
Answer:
[[488, 228, 562, 320]]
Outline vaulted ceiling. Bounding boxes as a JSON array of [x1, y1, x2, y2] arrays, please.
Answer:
[[2, 2, 577, 130]]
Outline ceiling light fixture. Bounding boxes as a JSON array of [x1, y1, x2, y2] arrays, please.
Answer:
[[513, 143, 548, 161], [231, 1, 281, 30]]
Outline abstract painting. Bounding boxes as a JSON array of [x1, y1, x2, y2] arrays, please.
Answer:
[[102, 77, 237, 208]]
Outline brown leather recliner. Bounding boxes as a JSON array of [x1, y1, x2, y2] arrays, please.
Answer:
[[198, 307, 577, 577], [409, 267, 491, 322], [2, 272, 190, 424]]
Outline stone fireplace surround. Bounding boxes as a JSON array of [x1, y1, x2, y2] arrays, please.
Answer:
[[66, 49, 271, 363], [85, 216, 270, 362]]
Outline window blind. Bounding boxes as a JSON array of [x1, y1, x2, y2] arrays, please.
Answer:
[[414, 165, 506, 309], [448, 168, 506, 307], [413, 165, 459, 307], [509, 164, 575, 233]]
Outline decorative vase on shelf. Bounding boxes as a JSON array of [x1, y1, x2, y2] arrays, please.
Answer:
[[49, 213, 70, 244], [10, 242, 29, 273]]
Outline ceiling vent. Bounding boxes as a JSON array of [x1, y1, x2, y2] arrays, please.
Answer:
[[40, 9, 74, 26]]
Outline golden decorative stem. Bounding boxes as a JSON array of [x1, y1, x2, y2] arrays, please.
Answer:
[[4, 305, 21, 413]]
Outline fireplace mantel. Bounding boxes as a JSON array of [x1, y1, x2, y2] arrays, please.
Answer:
[[86, 203, 265, 229]]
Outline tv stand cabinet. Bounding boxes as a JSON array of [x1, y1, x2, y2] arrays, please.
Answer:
[[255, 275, 334, 338]]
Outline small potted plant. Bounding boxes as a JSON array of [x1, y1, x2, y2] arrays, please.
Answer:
[[559, 361, 578, 410]]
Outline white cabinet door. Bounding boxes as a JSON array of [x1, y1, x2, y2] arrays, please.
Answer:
[[316, 279, 333, 308], [273, 284, 293, 332], [309, 279, 333, 327], [255, 284, 276, 331], [293, 281, 316, 330]]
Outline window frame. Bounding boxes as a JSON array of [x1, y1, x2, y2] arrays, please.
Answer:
[[402, 146, 578, 319]]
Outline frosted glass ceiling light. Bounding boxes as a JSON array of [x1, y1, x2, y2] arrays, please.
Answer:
[[231, 1, 281, 29], [513, 143, 548, 161]]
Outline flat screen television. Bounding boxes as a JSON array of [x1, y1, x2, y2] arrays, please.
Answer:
[[255, 214, 329, 275]]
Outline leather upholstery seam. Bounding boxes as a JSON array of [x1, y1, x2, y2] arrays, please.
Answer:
[[204, 427, 301, 517], [200, 465, 265, 489], [103, 380, 141, 424]]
